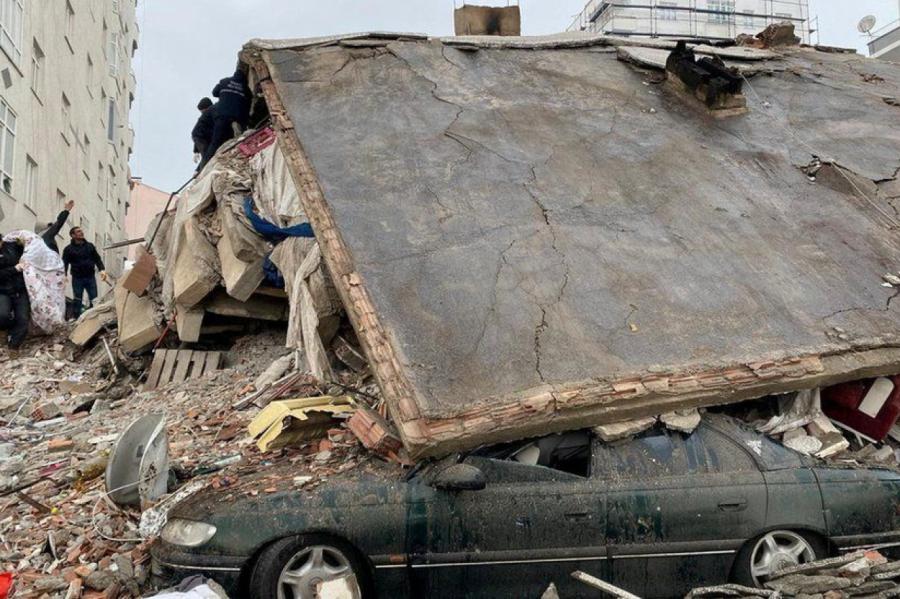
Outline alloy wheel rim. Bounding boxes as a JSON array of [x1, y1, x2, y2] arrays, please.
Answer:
[[276, 544, 361, 599], [749, 531, 815, 586]]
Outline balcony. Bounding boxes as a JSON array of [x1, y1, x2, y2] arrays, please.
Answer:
[[869, 20, 900, 62]]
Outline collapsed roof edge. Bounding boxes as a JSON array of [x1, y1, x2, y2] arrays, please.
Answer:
[[246, 45, 900, 458]]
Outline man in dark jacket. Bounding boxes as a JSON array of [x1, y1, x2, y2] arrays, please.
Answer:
[[63, 226, 107, 317], [39, 198, 75, 253], [0, 238, 29, 352], [198, 69, 252, 171], [192, 97, 215, 162]]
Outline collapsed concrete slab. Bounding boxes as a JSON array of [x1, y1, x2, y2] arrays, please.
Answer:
[[173, 217, 220, 309], [243, 33, 900, 457], [114, 280, 162, 353]]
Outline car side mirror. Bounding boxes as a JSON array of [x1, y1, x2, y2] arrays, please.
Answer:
[[432, 463, 486, 492]]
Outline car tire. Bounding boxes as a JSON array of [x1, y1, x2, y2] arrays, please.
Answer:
[[731, 529, 828, 588], [248, 534, 374, 599]]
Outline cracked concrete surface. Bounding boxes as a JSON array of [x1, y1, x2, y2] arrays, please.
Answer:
[[263, 39, 900, 431]]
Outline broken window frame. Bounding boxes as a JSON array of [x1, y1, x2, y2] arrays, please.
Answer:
[[0, 97, 15, 195], [0, 0, 23, 65], [23, 154, 36, 211]]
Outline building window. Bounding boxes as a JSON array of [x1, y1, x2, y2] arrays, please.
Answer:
[[86, 53, 95, 97], [658, 1, 677, 22], [57, 189, 66, 212], [107, 165, 116, 208], [112, 0, 120, 13], [61, 93, 72, 144], [64, 1, 75, 53], [0, 0, 23, 64], [24, 156, 36, 210], [97, 162, 104, 201], [708, 0, 735, 24], [108, 32, 120, 77], [83, 135, 91, 178], [30, 40, 44, 99], [107, 98, 116, 142], [743, 10, 755, 27], [0, 99, 15, 194]]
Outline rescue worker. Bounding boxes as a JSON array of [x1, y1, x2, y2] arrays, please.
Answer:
[[0, 236, 29, 354], [39, 198, 75, 254], [198, 69, 251, 171], [62, 226, 107, 317], [192, 97, 216, 164]]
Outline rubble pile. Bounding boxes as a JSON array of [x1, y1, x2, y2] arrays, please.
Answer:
[[687, 551, 900, 598], [0, 324, 383, 598]]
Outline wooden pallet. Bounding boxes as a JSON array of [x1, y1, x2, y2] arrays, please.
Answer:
[[143, 349, 223, 391]]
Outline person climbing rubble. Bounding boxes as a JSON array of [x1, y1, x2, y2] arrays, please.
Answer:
[[198, 68, 251, 171], [38, 198, 75, 254], [63, 226, 108, 318], [0, 234, 30, 354], [3, 230, 65, 336], [192, 97, 216, 164]]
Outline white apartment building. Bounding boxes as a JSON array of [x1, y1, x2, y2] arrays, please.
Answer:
[[568, 0, 811, 44], [0, 0, 138, 276]]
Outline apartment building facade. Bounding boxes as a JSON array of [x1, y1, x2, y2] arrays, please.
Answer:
[[0, 0, 138, 276], [568, 0, 811, 44]]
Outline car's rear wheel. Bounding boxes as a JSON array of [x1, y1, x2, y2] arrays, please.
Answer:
[[732, 530, 826, 588], [248, 534, 372, 599]]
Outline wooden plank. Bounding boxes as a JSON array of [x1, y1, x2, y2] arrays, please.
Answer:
[[189, 352, 207, 379], [158, 350, 179, 388], [143, 350, 167, 391], [172, 349, 194, 384], [571, 571, 641, 599], [202, 351, 222, 376]]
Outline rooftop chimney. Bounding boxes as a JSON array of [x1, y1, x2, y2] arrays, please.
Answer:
[[454, 4, 521, 36]]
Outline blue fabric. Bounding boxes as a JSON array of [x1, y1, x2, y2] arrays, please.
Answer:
[[263, 256, 285, 289], [72, 276, 97, 317], [244, 197, 315, 241]]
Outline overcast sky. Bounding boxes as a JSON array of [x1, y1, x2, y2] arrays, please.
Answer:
[[130, 1, 900, 192]]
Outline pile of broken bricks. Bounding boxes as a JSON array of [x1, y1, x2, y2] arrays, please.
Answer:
[[686, 550, 900, 598], [0, 325, 392, 598]]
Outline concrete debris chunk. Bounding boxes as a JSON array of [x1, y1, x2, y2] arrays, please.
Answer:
[[755, 21, 800, 48], [661, 409, 702, 433], [782, 433, 823, 455], [69, 302, 117, 347], [348, 406, 405, 461], [248, 396, 356, 452], [594, 416, 657, 442]]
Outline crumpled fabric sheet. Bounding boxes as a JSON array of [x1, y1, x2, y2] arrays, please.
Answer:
[[144, 584, 226, 599], [3, 231, 65, 332]]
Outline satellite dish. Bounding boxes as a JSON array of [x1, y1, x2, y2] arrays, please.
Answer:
[[858, 15, 877, 34]]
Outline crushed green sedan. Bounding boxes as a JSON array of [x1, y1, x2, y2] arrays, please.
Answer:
[[151, 415, 900, 598]]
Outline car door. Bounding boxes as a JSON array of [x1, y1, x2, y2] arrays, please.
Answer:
[[599, 424, 767, 598], [411, 432, 609, 599], [814, 466, 900, 548]]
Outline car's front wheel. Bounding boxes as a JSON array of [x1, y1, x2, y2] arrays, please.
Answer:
[[249, 534, 371, 599], [732, 530, 826, 588]]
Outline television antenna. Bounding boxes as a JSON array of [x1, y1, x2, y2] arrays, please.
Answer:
[[858, 15, 877, 36]]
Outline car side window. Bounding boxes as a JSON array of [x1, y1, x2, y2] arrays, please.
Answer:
[[706, 415, 803, 470], [593, 428, 692, 481], [689, 428, 758, 473], [593, 426, 758, 481], [468, 431, 592, 481]]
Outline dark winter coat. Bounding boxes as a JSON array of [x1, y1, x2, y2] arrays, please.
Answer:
[[63, 241, 105, 279], [192, 105, 216, 152], [0, 241, 25, 295], [41, 209, 70, 254], [212, 70, 251, 124]]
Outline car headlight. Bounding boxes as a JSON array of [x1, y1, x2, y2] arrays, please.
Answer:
[[160, 518, 217, 547]]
